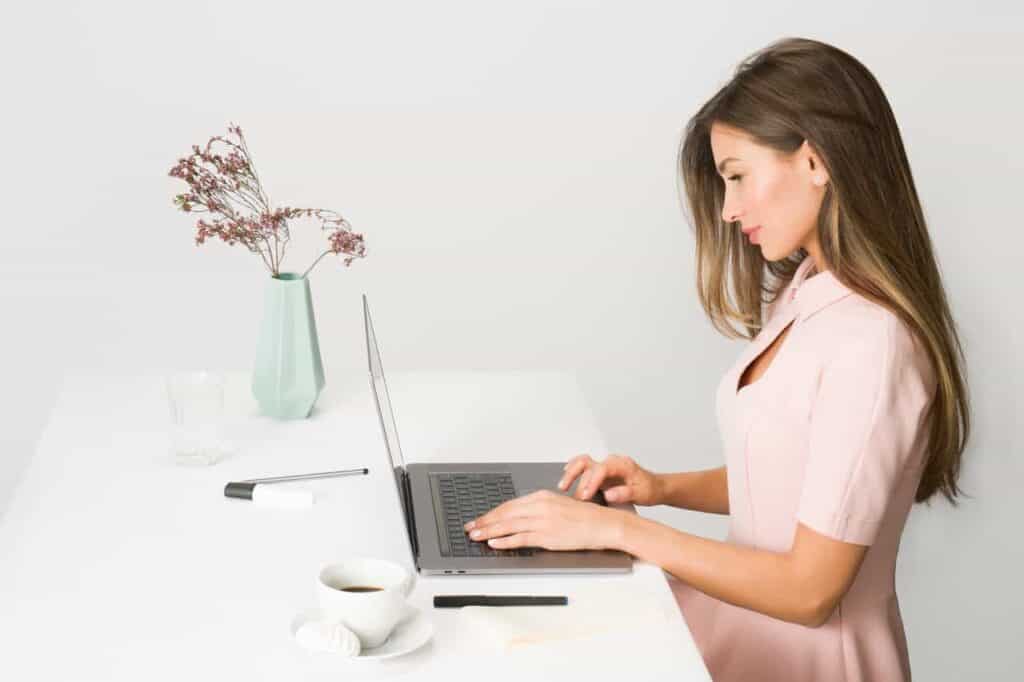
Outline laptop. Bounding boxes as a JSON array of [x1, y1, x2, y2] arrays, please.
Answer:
[[363, 294, 633, 575]]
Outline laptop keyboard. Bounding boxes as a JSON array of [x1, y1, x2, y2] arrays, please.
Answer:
[[436, 473, 536, 558]]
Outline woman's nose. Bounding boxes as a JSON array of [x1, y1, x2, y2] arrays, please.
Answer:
[[721, 194, 742, 224]]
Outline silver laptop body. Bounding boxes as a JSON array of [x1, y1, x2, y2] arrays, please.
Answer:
[[363, 294, 633, 575]]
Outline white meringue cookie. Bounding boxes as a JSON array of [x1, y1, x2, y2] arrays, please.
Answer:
[[296, 619, 362, 657]]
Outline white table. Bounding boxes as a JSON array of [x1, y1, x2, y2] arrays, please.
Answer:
[[0, 370, 710, 681]]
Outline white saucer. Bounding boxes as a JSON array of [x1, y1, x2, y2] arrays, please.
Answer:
[[290, 604, 433, 661]]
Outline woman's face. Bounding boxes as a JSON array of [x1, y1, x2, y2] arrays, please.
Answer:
[[709, 122, 829, 265]]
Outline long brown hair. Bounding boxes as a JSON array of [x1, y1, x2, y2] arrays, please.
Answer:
[[677, 37, 970, 505]]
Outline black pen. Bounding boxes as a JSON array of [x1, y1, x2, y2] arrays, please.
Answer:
[[434, 595, 568, 608]]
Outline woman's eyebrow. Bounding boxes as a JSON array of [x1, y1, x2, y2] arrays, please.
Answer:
[[717, 157, 740, 173]]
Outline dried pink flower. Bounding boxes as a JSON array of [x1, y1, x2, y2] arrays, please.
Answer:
[[168, 123, 366, 278]]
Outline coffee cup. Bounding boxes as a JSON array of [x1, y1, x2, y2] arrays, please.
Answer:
[[317, 558, 416, 649]]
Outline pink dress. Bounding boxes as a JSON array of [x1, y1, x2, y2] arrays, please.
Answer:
[[671, 254, 937, 682]]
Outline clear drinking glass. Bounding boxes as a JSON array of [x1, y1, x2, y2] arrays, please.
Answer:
[[165, 371, 228, 465]]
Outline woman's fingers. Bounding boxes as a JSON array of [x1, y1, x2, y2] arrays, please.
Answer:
[[602, 484, 631, 503], [466, 492, 548, 530], [576, 461, 608, 499], [558, 455, 592, 491], [468, 515, 545, 542], [563, 454, 591, 472], [578, 455, 636, 499], [486, 532, 543, 550], [558, 454, 638, 500]]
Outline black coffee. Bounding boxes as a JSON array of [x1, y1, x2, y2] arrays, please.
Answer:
[[340, 585, 383, 593]]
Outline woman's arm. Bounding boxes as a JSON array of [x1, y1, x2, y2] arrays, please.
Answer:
[[656, 465, 729, 514], [468, 488, 865, 626], [614, 515, 868, 628]]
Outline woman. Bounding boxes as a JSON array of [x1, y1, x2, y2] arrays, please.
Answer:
[[464, 37, 970, 681]]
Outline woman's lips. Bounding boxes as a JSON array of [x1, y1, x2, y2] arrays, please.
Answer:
[[745, 226, 762, 244]]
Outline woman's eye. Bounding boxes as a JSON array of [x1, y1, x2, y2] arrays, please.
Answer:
[[727, 175, 742, 182]]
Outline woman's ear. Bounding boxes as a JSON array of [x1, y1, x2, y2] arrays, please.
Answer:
[[801, 140, 830, 187]]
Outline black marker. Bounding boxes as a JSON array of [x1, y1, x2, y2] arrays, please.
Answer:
[[434, 595, 568, 608]]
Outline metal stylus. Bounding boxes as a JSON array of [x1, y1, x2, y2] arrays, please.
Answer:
[[240, 467, 369, 484]]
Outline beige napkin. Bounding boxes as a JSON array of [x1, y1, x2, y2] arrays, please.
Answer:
[[454, 584, 676, 652]]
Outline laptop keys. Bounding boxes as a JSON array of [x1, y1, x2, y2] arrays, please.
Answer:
[[437, 472, 536, 557]]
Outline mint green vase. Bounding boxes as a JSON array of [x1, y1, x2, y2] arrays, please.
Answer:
[[252, 273, 325, 419]]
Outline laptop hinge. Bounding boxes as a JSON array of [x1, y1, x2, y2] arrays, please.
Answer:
[[400, 469, 420, 563]]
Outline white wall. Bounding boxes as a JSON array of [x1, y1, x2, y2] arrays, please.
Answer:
[[2, 1, 1021, 678]]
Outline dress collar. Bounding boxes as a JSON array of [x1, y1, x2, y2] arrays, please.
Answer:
[[788, 254, 854, 321]]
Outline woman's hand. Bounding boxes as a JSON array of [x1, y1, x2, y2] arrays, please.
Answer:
[[557, 453, 663, 506], [463, 490, 625, 551]]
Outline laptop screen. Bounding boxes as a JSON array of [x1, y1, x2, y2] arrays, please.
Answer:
[[363, 294, 417, 559], [363, 294, 407, 471]]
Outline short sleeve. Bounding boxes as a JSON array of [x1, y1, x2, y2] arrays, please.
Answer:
[[796, 313, 936, 546]]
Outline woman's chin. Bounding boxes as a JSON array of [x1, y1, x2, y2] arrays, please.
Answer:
[[757, 240, 788, 262]]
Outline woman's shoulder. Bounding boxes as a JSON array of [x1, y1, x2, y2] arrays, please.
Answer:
[[816, 295, 937, 400], [826, 294, 914, 347]]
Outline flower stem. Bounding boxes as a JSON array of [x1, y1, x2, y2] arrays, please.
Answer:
[[301, 250, 332, 279]]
